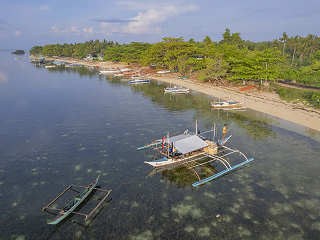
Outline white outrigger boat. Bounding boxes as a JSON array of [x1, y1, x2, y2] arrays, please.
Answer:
[[45, 65, 56, 69], [128, 79, 150, 84], [164, 86, 190, 94], [156, 70, 171, 74], [211, 100, 244, 109], [137, 121, 254, 187], [99, 69, 120, 75]]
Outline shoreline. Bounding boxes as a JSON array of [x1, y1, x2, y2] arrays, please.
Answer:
[[33, 56, 320, 132]]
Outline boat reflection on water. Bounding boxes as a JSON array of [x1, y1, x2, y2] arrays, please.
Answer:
[[147, 151, 253, 188], [147, 160, 217, 188]]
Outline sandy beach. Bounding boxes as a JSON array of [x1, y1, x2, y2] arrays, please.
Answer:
[[36, 56, 320, 132]]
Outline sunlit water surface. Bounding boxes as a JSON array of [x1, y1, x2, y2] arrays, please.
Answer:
[[0, 52, 319, 240]]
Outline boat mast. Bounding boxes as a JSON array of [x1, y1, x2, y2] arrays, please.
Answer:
[[195, 120, 198, 135], [167, 132, 170, 157]]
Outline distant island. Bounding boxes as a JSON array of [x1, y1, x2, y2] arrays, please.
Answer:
[[12, 50, 25, 55]]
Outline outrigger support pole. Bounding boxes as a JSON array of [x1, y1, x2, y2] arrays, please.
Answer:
[[137, 140, 161, 150], [44, 207, 88, 217], [43, 189, 112, 222], [42, 185, 72, 212], [85, 190, 112, 221], [71, 185, 111, 193], [192, 157, 254, 187]]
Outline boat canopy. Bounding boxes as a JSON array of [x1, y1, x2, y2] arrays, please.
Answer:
[[168, 134, 208, 155], [166, 133, 191, 144]]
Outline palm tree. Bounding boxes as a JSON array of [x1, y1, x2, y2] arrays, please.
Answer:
[[279, 32, 288, 56]]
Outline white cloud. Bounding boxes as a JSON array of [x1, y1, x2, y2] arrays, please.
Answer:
[[83, 27, 93, 33], [49, 2, 198, 36], [50, 26, 59, 33], [99, 22, 122, 35], [121, 4, 198, 34], [51, 25, 95, 34], [70, 26, 80, 33], [98, 3, 198, 35], [50, 25, 81, 34]]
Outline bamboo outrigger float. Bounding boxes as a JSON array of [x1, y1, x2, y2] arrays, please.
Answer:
[[137, 121, 254, 187], [42, 176, 111, 225]]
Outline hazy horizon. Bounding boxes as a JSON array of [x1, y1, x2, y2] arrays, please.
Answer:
[[1, 0, 320, 49]]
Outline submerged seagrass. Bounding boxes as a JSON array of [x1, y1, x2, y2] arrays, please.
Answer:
[[0, 52, 319, 239]]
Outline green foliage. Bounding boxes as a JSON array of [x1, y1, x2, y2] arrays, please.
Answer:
[[222, 28, 232, 43], [177, 55, 205, 75], [30, 30, 320, 89], [311, 92, 320, 107], [276, 86, 320, 108], [220, 28, 244, 47], [313, 50, 320, 61], [198, 57, 229, 82], [280, 58, 320, 87], [229, 48, 283, 81], [29, 40, 116, 59], [203, 36, 212, 46], [140, 42, 167, 67], [103, 42, 150, 63], [29, 46, 43, 55], [141, 38, 201, 72]]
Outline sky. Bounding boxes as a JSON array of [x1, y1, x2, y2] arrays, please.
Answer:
[[1, 0, 320, 50]]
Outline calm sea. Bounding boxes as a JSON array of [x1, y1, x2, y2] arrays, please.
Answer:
[[0, 51, 319, 240]]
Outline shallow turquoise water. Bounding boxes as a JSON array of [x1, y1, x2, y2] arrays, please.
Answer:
[[0, 52, 319, 239]]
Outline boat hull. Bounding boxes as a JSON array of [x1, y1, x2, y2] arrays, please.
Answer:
[[129, 80, 150, 84], [212, 105, 243, 109], [144, 157, 174, 167], [211, 102, 243, 109], [144, 154, 204, 168], [164, 88, 190, 94], [99, 70, 120, 74]]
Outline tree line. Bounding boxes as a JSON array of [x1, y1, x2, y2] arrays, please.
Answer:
[[30, 29, 320, 89], [30, 40, 118, 59]]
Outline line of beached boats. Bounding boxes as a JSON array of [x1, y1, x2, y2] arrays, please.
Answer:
[[98, 66, 245, 109], [99, 68, 153, 84], [31, 57, 245, 109], [100, 68, 193, 93], [31, 58, 98, 70]]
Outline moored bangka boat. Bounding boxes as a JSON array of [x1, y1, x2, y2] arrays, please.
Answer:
[[137, 122, 254, 186], [123, 71, 139, 76], [128, 79, 150, 84], [211, 100, 244, 109], [42, 176, 112, 225], [156, 70, 171, 74], [99, 69, 120, 75], [120, 68, 130, 72], [45, 65, 56, 69], [114, 73, 124, 77], [164, 86, 190, 94]]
